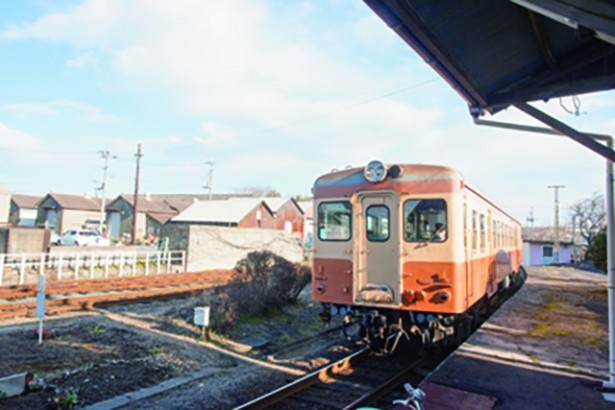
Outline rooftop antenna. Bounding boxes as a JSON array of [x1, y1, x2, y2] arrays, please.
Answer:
[[525, 206, 535, 236]]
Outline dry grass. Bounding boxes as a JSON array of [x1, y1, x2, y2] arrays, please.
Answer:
[[524, 285, 606, 349]]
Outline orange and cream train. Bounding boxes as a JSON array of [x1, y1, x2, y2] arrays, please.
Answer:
[[312, 161, 524, 351]]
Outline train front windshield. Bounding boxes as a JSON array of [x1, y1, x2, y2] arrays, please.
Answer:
[[404, 199, 447, 242]]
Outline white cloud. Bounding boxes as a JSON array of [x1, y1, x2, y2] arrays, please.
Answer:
[[3, 100, 118, 122], [67, 49, 98, 68], [1, 0, 613, 222], [0, 123, 43, 150]]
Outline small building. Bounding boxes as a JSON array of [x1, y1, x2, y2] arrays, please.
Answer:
[[296, 200, 314, 247], [171, 198, 275, 228], [0, 183, 12, 224], [9, 194, 42, 226], [36, 193, 106, 234], [106, 194, 191, 242], [262, 197, 304, 235], [523, 226, 578, 265]]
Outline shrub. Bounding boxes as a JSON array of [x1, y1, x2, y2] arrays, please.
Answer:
[[215, 251, 311, 328], [589, 230, 607, 272]]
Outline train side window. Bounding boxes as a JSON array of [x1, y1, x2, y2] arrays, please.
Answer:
[[463, 204, 467, 248], [472, 210, 477, 251], [366, 205, 389, 242], [403, 198, 447, 242], [317, 201, 352, 241], [480, 214, 486, 252]]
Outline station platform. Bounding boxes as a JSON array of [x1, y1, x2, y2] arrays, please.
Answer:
[[418, 265, 615, 409]]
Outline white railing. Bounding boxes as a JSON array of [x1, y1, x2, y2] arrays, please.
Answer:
[[0, 250, 187, 287]]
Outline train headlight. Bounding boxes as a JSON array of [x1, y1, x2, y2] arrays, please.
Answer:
[[438, 291, 451, 301], [364, 160, 387, 183], [388, 164, 403, 178]]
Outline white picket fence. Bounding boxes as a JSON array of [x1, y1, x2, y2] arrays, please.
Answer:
[[0, 250, 187, 287]]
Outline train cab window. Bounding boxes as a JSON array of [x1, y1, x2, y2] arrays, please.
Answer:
[[366, 205, 389, 242], [403, 199, 447, 242], [317, 201, 352, 241]]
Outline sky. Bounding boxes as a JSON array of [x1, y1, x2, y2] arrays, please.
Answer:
[[0, 0, 613, 227]]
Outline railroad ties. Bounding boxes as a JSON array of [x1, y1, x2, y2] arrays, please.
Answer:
[[0, 270, 233, 320], [236, 269, 527, 409]]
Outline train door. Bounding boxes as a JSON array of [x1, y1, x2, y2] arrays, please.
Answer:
[[354, 191, 400, 306]]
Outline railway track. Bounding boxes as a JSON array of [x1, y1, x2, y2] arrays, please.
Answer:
[[236, 339, 447, 410], [0, 270, 233, 320], [234, 268, 527, 409]]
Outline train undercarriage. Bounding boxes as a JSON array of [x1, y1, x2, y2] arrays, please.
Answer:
[[319, 267, 526, 354]]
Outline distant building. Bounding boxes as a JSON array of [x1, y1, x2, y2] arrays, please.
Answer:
[[296, 200, 314, 247], [0, 183, 12, 224], [36, 193, 107, 234], [9, 194, 42, 226], [171, 198, 275, 228], [150, 193, 251, 202], [106, 194, 191, 241], [228, 197, 304, 235], [522, 226, 579, 265]]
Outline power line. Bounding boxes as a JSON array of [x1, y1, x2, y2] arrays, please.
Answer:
[[0, 148, 97, 156], [232, 77, 440, 139]]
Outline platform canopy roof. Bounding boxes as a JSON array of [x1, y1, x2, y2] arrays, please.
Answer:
[[364, 0, 615, 116]]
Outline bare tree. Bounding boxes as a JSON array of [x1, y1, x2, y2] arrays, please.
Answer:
[[569, 192, 606, 259], [233, 185, 281, 197]]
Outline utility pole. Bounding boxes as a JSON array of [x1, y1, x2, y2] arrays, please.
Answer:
[[571, 215, 577, 264], [204, 161, 214, 200], [132, 144, 143, 245], [525, 206, 535, 236], [97, 148, 114, 233], [548, 185, 566, 263]]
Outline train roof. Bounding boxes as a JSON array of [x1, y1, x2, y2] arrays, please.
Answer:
[[313, 162, 521, 225], [314, 163, 462, 188]]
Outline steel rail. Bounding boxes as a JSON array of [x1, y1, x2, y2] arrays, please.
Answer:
[[235, 345, 370, 410]]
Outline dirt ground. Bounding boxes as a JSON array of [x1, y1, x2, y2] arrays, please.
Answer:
[[0, 287, 342, 409]]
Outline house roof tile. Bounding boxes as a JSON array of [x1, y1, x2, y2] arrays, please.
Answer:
[[11, 194, 42, 209], [46, 193, 107, 212], [172, 198, 272, 224], [522, 226, 575, 243]]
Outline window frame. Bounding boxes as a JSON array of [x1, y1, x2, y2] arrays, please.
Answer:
[[317, 200, 353, 242], [366, 204, 390, 242], [403, 198, 448, 243]]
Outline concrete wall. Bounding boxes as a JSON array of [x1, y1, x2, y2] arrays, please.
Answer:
[[180, 225, 303, 271], [0, 191, 11, 224], [0, 227, 48, 254]]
